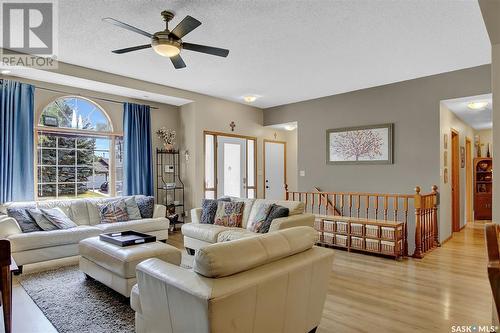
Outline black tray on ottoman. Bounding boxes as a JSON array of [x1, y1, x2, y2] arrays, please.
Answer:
[[99, 231, 156, 247]]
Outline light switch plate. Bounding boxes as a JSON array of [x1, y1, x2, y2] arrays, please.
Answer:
[[299, 170, 305, 177]]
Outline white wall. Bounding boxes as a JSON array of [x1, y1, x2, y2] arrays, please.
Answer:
[[439, 104, 475, 241], [476, 129, 493, 157]]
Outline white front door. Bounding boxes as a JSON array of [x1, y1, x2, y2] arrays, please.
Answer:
[[217, 136, 247, 198], [265, 141, 286, 199]]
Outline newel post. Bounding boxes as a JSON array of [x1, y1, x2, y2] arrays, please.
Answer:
[[285, 184, 289, 200], [413, 186, 424, 258], [432, 185, 440, 247]]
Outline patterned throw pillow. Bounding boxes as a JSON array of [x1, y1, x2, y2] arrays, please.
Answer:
[[123, 197, 142, 220], [247, 203, 273, 232], [135, 196, 154, 218], [213, 201, 245, 228], [256, 204, 289, 233], [200, 197, 231, 224], [27, 208, 59, 231], [98, 200, 129, 223], [7, 208, 42, 233], [40, 207, 78, 229]]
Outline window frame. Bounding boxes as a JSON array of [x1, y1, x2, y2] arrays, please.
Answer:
[[203, 131, 257, 199], [35, 96, 123, 200]]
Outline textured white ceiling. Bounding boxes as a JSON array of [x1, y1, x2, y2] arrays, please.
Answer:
[[52, 0, 490, 108], [442, 94, 492, 130]]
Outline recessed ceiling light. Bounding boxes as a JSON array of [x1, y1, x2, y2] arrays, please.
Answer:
[[1, 69, 11, 75], [467, 101, 488, 110], [243, 95, 258, 103]]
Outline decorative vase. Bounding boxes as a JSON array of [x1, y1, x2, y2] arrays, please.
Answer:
[[163, 143, 174, 152], [487, 144, 491, 158], [479, 162, 489, 171]]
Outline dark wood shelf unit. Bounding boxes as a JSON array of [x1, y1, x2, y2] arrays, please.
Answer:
[[474, 157, 492, 220], [156, 149, 185, 231]]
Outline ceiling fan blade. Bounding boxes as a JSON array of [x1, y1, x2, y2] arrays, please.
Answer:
[[102, 17, 153, 39], [112, 44, 151, 54], [182, 43, 229, 57], [170, 16, 201, 39], [170, 54, 186, 69]]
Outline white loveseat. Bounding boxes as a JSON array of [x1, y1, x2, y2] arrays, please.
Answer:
[[0, 196, 169, 269], [182, 198, 314, 253], [131, 226, 333, 333]]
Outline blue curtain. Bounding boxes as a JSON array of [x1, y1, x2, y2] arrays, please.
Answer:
[[123, 102, 154, 196], [0, 80, 35, 203]]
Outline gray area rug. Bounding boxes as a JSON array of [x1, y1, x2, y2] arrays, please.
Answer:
[[18, 265, 135, 333]]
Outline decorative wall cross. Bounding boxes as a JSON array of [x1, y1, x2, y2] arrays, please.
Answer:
[[230, 121, 236, 131]]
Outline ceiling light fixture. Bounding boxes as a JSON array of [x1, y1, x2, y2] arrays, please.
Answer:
[[467, 101, 488, 110], [284, 124, 297, 131], [152, 38, 181, 58], [243, 95, 257, 103], [1, 69, 11, 75]]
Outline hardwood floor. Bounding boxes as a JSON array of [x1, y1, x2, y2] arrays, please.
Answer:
[[2, 222, 491, 333], [170, 222, 492, 333]]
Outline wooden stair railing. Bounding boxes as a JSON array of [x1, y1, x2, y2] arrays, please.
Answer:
[[286, 185, 439, 258]]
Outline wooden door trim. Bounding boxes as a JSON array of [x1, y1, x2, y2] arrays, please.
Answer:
[[263, 139, 287, 199], [465, 137, 472, 223], [451, 129, 460, 233]]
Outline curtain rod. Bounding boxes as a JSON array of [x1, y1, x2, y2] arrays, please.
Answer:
[[0, 78, 159, 110]]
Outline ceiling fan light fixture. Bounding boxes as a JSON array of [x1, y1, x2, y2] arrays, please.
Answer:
[[467, 101, 488, 110], [152, 43, 181, 57]]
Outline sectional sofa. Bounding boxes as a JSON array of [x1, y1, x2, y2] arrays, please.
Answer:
[[0, 196, 169, 269], [182, 198, 315, 253]]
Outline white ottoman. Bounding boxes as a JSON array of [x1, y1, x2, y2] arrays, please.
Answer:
[[79, 236, 181, 297]]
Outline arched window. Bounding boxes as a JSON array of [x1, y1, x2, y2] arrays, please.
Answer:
[[36, 97, 123, 200]]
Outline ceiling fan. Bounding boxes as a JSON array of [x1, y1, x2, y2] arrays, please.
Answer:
[[103, 10, 229, 69]]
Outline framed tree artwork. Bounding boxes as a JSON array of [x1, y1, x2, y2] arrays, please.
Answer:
[[326, 123, 394, 165]]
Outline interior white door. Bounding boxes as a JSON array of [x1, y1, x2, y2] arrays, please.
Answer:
[[265, 141, 286, 200], [217, 136, 247, 198]]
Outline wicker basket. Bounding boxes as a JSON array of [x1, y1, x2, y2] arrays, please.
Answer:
[[335, 234, 348, 247], [336, 221, 348, 234], [381, 240, 396, 254], [350, 223, 363, 236], [381, 226, 396, 240], [350, 236, 364, 249], [323, 220, 335, 233], [365, 238, 380, 252], [314, 219, 324, 231], [365, 225, 379, 238], [323, 232, 334, 245]]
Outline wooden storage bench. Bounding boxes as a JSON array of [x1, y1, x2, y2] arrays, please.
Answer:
[[315, 216, 404, 259]]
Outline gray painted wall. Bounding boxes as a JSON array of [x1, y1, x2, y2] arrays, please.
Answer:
[[264, 65, 491, 244], [264, 65, 491, 194]]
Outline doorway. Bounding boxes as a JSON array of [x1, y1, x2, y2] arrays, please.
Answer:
[[465, 138, 473, 223], [204, 131, 257, 199], [217, 136, 247, 198], [451, 129, 460, 232], [264, 140, 286, 199]]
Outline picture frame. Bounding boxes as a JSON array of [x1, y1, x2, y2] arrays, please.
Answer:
[[42, 115, 58, 127], [326, 123, 394, 165], [444, 168, 448, 184], [443, 134, 448, 150], [444, 151, 447, 167]]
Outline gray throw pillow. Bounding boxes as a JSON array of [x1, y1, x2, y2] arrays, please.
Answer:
[[7, 208, 42, 233], [135, 196, 155, 218], [27, 208, 59, 231], [97, 200, 129, 223], [200, 197, 231, 224], [257, 204, 289, 233], [124, 197, 142, 220], [40, 208, 78, 229]]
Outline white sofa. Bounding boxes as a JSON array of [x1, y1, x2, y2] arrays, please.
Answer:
[[182, 198, 314, 253], [0, 196, 169, 269], [131, 226, 333, 333]]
